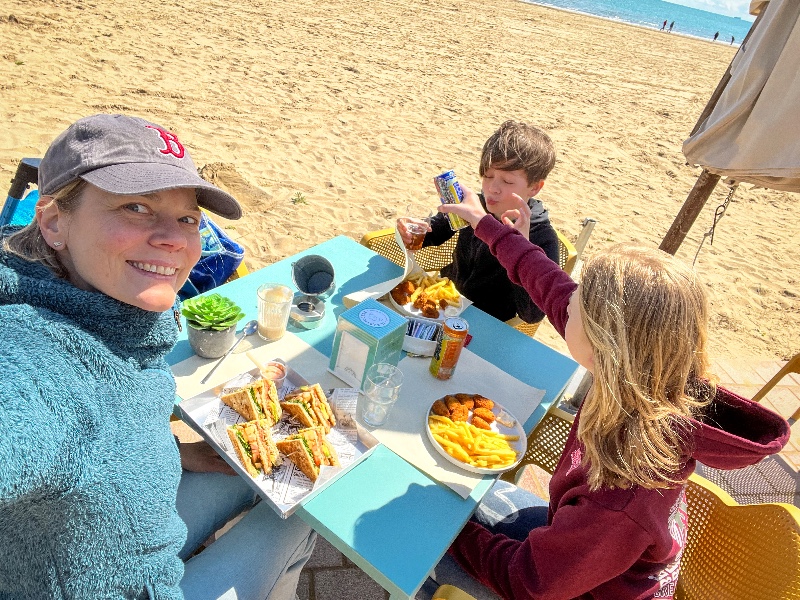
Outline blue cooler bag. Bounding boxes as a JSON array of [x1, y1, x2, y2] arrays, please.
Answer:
[[183, 213, 245, 297]]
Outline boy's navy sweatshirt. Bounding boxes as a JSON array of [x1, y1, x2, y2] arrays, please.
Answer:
[[447, 217, 790, 600]]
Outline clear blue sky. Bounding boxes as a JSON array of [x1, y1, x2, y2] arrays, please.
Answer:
[[666, 0, 756, 19]]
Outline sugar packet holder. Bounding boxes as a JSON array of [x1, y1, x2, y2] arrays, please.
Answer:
[[402, 316, 442, 356]]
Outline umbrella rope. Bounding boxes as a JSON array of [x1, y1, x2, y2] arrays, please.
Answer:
[[692, 181, 739, 267]]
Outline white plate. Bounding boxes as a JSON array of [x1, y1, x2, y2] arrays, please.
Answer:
[[425, 397, 526, 475], [388, 289, 464, 322]]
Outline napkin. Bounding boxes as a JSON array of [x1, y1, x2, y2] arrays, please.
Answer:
[[369, 350, 546, 498]]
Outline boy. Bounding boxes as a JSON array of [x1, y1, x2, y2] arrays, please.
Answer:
[[398, 120, 560, 324]]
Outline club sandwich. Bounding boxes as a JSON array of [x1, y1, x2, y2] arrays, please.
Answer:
[[280, 384, 336, 433], [275, 426, 340, 482], [221, 378, 282, 425], [227, 419, 281, 477]]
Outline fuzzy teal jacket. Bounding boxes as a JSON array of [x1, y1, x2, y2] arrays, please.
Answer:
[[0, 240, 187, 599]]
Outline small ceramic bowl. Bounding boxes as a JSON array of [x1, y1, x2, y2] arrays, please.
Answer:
[[261, 358, 287, 389]]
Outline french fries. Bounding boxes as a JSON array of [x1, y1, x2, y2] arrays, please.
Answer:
[[406, 271, 461, 307], [428, 414, 520, 470]]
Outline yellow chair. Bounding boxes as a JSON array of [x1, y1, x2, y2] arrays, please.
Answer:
[[751, 352, 800, 423], [500, 404, 575, 483], [433, 472, 800, 600], [675, 472, 800, 600], [359, 227, 577, 339]]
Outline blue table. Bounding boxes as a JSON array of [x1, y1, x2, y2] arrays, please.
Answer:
[[168, 235, 577, 598]]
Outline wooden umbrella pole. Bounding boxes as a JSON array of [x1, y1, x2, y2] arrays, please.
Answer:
[[659, 169, 721, 255]]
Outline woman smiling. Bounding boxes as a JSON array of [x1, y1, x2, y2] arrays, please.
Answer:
[[0, 114, 315, 600]]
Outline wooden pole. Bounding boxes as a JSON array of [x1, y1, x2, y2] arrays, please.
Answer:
[[659, 169, 721, 255]]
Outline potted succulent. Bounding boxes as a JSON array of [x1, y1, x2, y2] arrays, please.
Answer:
[[181, 293, 246, 359]]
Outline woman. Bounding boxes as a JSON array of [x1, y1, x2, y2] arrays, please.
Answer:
[[0, 114, 316, 599]]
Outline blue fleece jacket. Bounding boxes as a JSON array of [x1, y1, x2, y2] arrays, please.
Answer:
[[0, 237, 187, 599]]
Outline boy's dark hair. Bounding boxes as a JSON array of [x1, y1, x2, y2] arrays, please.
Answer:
[[479, 120, 556, 184]]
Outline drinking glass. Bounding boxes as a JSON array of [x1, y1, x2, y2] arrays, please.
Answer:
[[358, 363, 403, 427], [257, 283, 293, 341]]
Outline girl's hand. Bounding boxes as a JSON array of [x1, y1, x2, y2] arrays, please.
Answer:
[[437, 185, 487, 228], [396, 217, 431, 246], [500, 193, 531, 239]]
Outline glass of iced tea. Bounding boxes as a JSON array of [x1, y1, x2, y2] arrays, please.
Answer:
[[399, 218, 428, 252]]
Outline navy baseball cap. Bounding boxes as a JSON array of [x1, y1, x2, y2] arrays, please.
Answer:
[[38, 114, 242, 220]]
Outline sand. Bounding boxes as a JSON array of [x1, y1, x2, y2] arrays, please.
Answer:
[[1, 0, 797, 362]]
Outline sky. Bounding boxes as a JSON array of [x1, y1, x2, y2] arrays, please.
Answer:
[[665, 0, 756, 19]]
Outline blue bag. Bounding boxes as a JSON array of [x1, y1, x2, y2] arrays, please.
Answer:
[[184, 213, 245, 296]]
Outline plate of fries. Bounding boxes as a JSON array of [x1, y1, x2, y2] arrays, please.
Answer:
[[388, 270, 464, 321], [425, 394, 525, 474]]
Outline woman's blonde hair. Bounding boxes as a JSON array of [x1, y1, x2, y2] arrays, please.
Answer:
[[577, 244, 714, 491], [3, 179, 88, 279]]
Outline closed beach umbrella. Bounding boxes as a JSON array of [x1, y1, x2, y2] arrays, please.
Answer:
[[682, 0, 800, 192], [660, 0, 800, 253]]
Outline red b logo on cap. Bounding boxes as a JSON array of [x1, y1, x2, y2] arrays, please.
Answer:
[[145, 125, 185, 159]]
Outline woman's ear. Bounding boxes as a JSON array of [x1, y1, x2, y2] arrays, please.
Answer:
[[36, 195, 65, 249]]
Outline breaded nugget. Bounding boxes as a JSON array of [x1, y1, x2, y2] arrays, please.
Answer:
[[472, 416, 492, 430], [450, 404, 469, 422], [473, 396, 495, 410], [473, 407, 496, 423], [390, 286, 410, 305], [412, 293, 429, 310], [444, 395, 461, 410], [397, 280, 416, 295], [431, 399, 450, 417], [454, 393, 475, 410], [420, 301, 439, 319]]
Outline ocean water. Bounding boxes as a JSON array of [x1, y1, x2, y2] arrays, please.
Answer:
[[524, 0, 754, 44]]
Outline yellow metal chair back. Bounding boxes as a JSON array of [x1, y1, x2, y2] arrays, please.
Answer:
[[676, 472, 800, 600], [751, 352, 800, 423], [500, 405, 575, 483], [359, 227, 458, 272]]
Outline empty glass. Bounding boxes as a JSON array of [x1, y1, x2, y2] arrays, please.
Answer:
[[358, 363, 404, 427]]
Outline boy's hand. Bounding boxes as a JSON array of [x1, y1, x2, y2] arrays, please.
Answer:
[[500, 194, 531, 239], [397, 217, 431, 246], [437, 185, 487, 228]]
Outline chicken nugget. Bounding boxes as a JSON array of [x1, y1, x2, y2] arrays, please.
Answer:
[[454, 393, 475, 410], [431, 399, 450, 417], [420, 301, 440, 319], [444, 396, 461, 410], [450, 404, 469, 422], [390, 286, 410, 305], [473, 407, 496, 423], [412, 293, 429, 310], [397, 280, 416, 295], [473, 396, 495, 410], [472, 416, 492, 430], [439, 299, 448, 309]]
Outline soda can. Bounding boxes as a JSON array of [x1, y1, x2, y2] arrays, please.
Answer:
[[429, 317, 469, 380], [433, 170, 470, 231]]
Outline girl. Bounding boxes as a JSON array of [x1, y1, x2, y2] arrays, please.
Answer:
[[425, 187, 790, 600]]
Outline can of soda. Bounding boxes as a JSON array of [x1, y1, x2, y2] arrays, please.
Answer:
[[433, 170, 470, 231], [429, 316, 469, 380]]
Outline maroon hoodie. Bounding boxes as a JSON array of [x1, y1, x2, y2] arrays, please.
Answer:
[[448, 217, 790, 600]]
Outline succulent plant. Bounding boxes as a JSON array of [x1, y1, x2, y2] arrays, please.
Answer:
[[181, 293, 245, 331]]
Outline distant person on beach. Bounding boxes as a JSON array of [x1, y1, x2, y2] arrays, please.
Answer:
[[661, 19, 667, 30], [396, 120, 560, 325], [713, 31, 719, 41], [669, 21, 674, 32], [731, 35, 735, 45]]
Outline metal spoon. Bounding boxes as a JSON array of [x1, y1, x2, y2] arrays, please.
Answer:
[[201, 320, 258, 384]]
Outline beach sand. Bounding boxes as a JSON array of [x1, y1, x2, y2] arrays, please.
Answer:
[[1, 0, 797, 362]]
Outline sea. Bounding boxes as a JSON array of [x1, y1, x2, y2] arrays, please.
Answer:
[[523, 0, 755, 44]]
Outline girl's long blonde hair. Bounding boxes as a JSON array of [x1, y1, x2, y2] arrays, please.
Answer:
[[577, 244, 714, 491]]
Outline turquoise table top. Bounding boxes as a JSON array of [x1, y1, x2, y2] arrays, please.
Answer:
[[167, 235, 578, 598]]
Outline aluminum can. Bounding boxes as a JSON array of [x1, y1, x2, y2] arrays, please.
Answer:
[[433, 170, 470, 231], [429, 317, 469, 380]]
